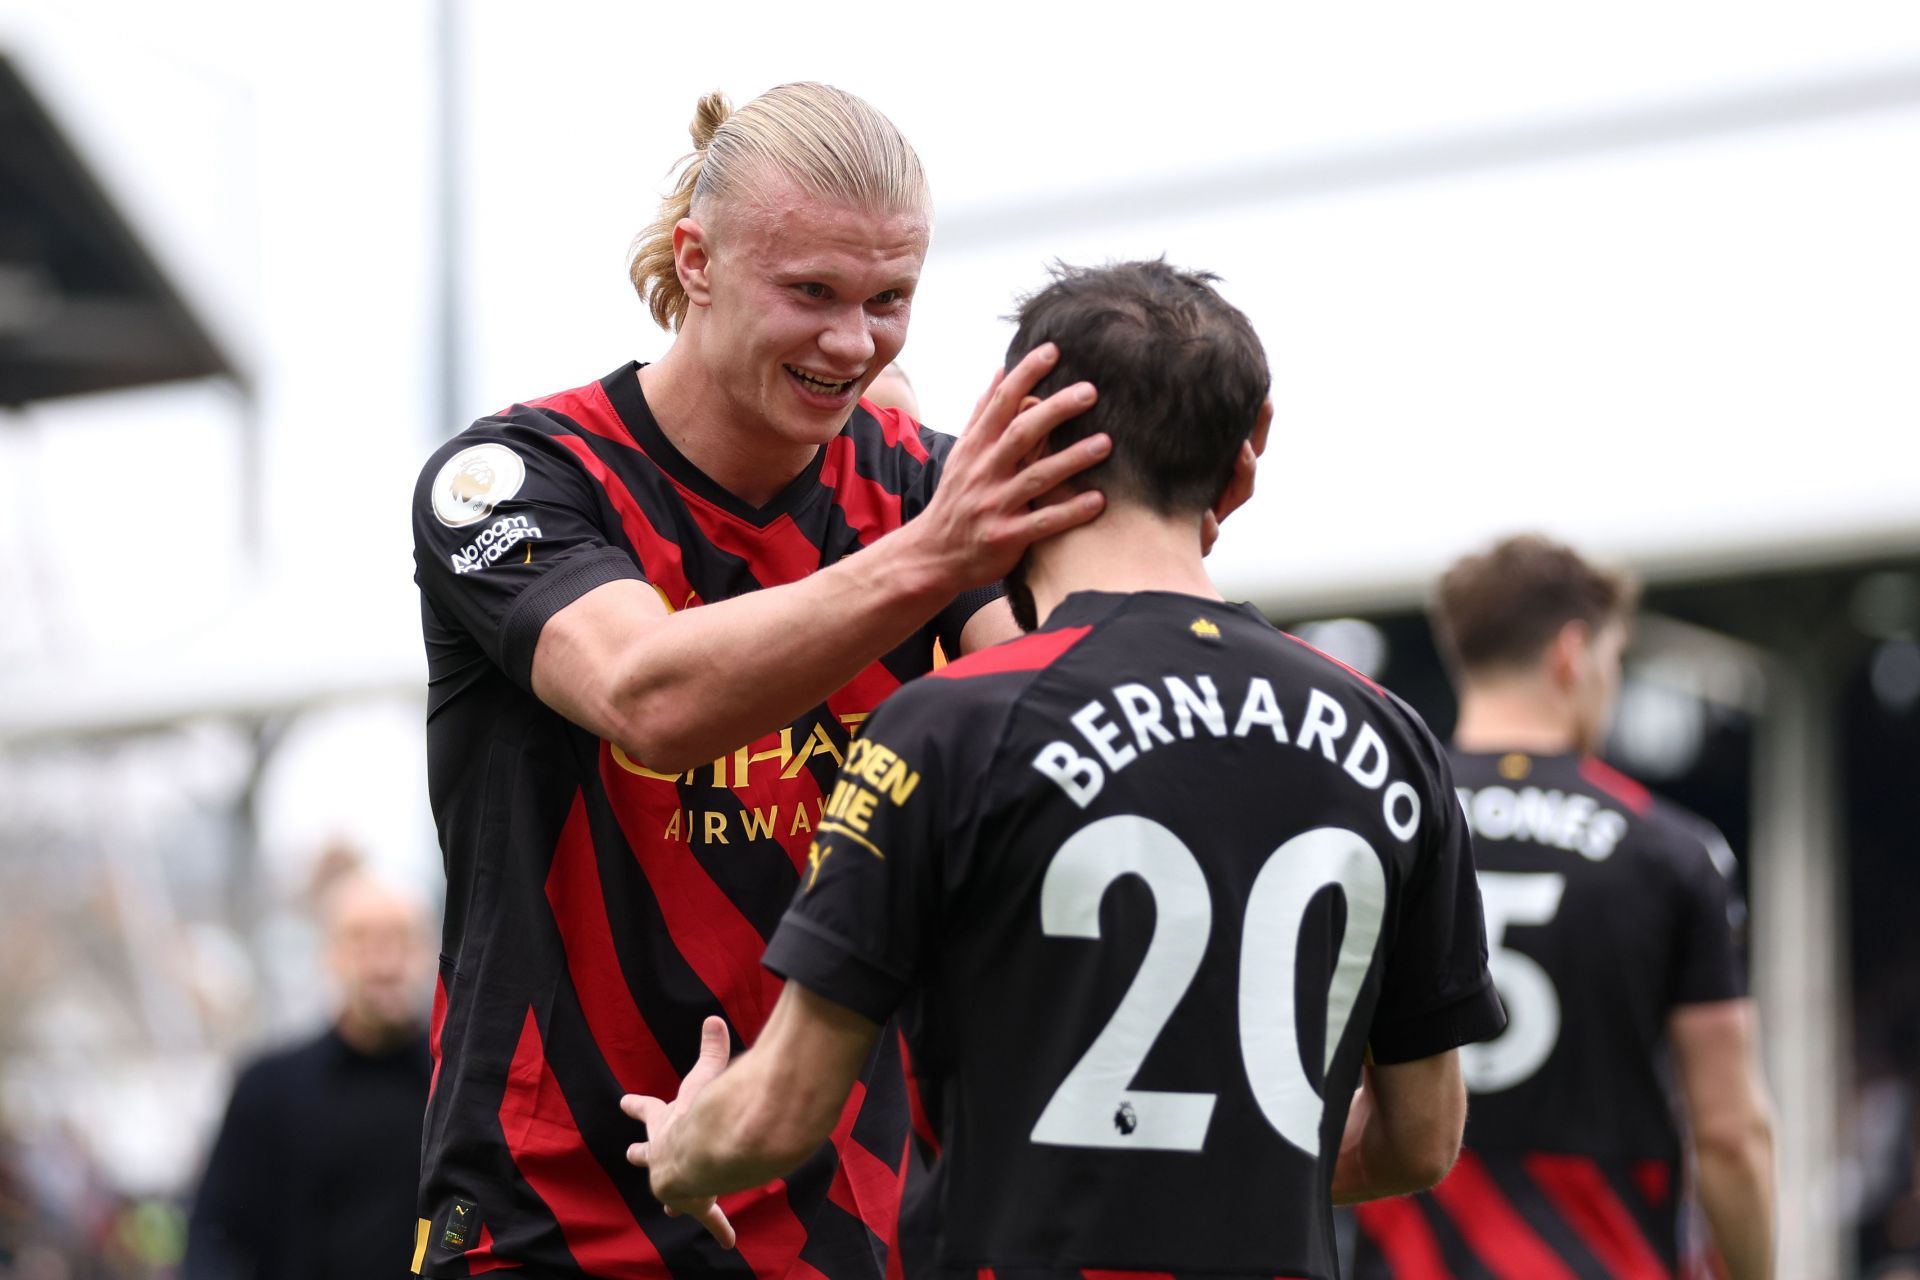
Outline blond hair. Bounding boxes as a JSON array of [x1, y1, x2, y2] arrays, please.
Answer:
[[629, 83, 930, 332]]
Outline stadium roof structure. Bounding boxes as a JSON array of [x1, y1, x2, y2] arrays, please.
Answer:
[[0, 52, 240, 406]]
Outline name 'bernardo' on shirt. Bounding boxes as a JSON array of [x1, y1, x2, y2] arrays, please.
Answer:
[[1032, 675, 1424, 843]]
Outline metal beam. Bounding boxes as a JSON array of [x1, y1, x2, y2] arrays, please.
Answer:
[[1751, 638, 1848, 1278], [936, 62, 1920, 250]]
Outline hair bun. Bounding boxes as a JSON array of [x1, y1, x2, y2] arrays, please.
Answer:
[[691, 91, 732, 149]]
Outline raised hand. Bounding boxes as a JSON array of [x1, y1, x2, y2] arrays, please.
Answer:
[[906, 343, 1109, 588]]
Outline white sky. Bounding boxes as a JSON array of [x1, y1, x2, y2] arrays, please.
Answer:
[[1, 0, 1918, 885]]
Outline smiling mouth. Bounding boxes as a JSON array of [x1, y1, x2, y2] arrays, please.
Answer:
[[784, 365, 859, 397]]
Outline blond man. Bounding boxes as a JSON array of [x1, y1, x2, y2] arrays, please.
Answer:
[[410, 84, 1107, 1278]]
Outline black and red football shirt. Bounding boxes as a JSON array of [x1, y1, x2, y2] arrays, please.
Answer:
[[409, 362, 994, 1278], [764, 592, 1506, 1279], [1352, 750, 1747, 1279]]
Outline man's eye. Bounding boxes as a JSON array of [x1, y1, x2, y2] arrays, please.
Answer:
[[797, 283, 830, 300], [870, 290, 904, 307]]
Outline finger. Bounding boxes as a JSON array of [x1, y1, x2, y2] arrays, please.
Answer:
[[682, 1016, 732, 1091], [699, 1016, 731, 1068], [696, 1202, 737, 1249], [967, 365, 1009, 429], [625, 1140, 650, 1168], [1007, 490, 1105, 543], [620, 1095, 665, 1125], [1011, 433, 1111, 500], [971, 344, 1058, 444], [991, 381, 1096, 469]]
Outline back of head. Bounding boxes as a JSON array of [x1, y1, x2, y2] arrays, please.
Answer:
[[630, 82, 930, 331], [1431, 534, 1638, 681], [1004, 259, 1269, 516]]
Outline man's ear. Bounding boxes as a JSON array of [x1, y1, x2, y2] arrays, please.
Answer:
[[1201, 400, 1273, 556], [1547, 619, 1591, 691], [1211, 400, 1271, 525], [674, 217, 714, 308], [1250, 397, 1273, 458]]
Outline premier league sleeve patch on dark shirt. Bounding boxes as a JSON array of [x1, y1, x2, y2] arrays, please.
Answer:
[[432, 443, 526, 527]]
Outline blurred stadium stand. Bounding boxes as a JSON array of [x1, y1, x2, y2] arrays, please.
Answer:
[[0, 54, 240, 406]]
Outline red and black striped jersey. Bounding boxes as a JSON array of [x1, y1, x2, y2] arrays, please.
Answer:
[[409, 362, 994, 1279], [765, 593, 1506, 1279], [1352, 749, 1747, 1278]]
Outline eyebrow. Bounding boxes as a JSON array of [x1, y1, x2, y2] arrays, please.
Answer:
[[777, 266, 920, 294]]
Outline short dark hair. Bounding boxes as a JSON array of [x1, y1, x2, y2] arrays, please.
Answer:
[[1005, 259, 1269, 515], [1431, 534, 1639, 677]]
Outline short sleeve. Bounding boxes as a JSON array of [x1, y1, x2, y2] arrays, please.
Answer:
[[1667, 823, 1748, 1006], [1367, 739, 1507, 1064], [412, 421, 644, 690], [763, 684, 959, 1024]]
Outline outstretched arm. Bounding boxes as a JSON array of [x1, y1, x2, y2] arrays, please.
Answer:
[[533, 347, 1106, 770], [624, 985, 881, 1244]]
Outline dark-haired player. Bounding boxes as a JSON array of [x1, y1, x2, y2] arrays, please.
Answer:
[[409, 83, 1112, 1278], [625, 259, 1507, 1276], [1352, 535, 1775, 1279]]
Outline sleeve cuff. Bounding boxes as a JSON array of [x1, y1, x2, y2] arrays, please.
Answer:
[[762, 914, 906, 1026], [498, 546, 645, 689], [1368, 977, 1508, 1065], [938, 584, 1006, 655]]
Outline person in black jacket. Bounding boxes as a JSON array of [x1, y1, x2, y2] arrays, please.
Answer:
[[185, 872, 434, 1279]]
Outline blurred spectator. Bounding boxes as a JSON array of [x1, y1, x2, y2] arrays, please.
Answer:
[[864, 361, 920, 418], [183, 871, 433, 1279]]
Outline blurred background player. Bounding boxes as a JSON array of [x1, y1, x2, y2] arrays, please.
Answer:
[[409, 83, 1109, 1278], [184, 870, 434, 1280], [623, 260, 1507, 1276], [863, 361, 920, 418], [1351, 534, 1776, 1280]]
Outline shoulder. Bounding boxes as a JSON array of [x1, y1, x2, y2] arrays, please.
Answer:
[[1576, 756, 1736, 882], [228, 1031, 331, 1107], [417, 374, 619, 487], [1277, 628, 1423, 730], [846, 400, 947, 466], [1278, 628, 1452, 767], [864, 626, 1093, 760], [1642, 791, 1740, 883], [414, 381, 630, 539]]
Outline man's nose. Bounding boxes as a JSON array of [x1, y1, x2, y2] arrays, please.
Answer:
[[817, 306, 875, 367]]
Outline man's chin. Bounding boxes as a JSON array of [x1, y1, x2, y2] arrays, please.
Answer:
[[769, 405, 857, 447]]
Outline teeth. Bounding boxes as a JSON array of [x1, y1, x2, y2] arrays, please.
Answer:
[[786, 365, 853, 393]]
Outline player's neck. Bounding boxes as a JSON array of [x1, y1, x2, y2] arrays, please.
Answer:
[[1452, 682, 1582, 755], [1028, 506, 1220, 625], [638, 348, 817, 508]]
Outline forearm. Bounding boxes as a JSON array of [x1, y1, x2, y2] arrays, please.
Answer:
[[1669, 1000, 1774, 1280], [1695, 1128, 1775, 1280], [1331, 1103, 1433, 1204], [605, 525, 954, 769], [1331, 1059, 1464, 1204]]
